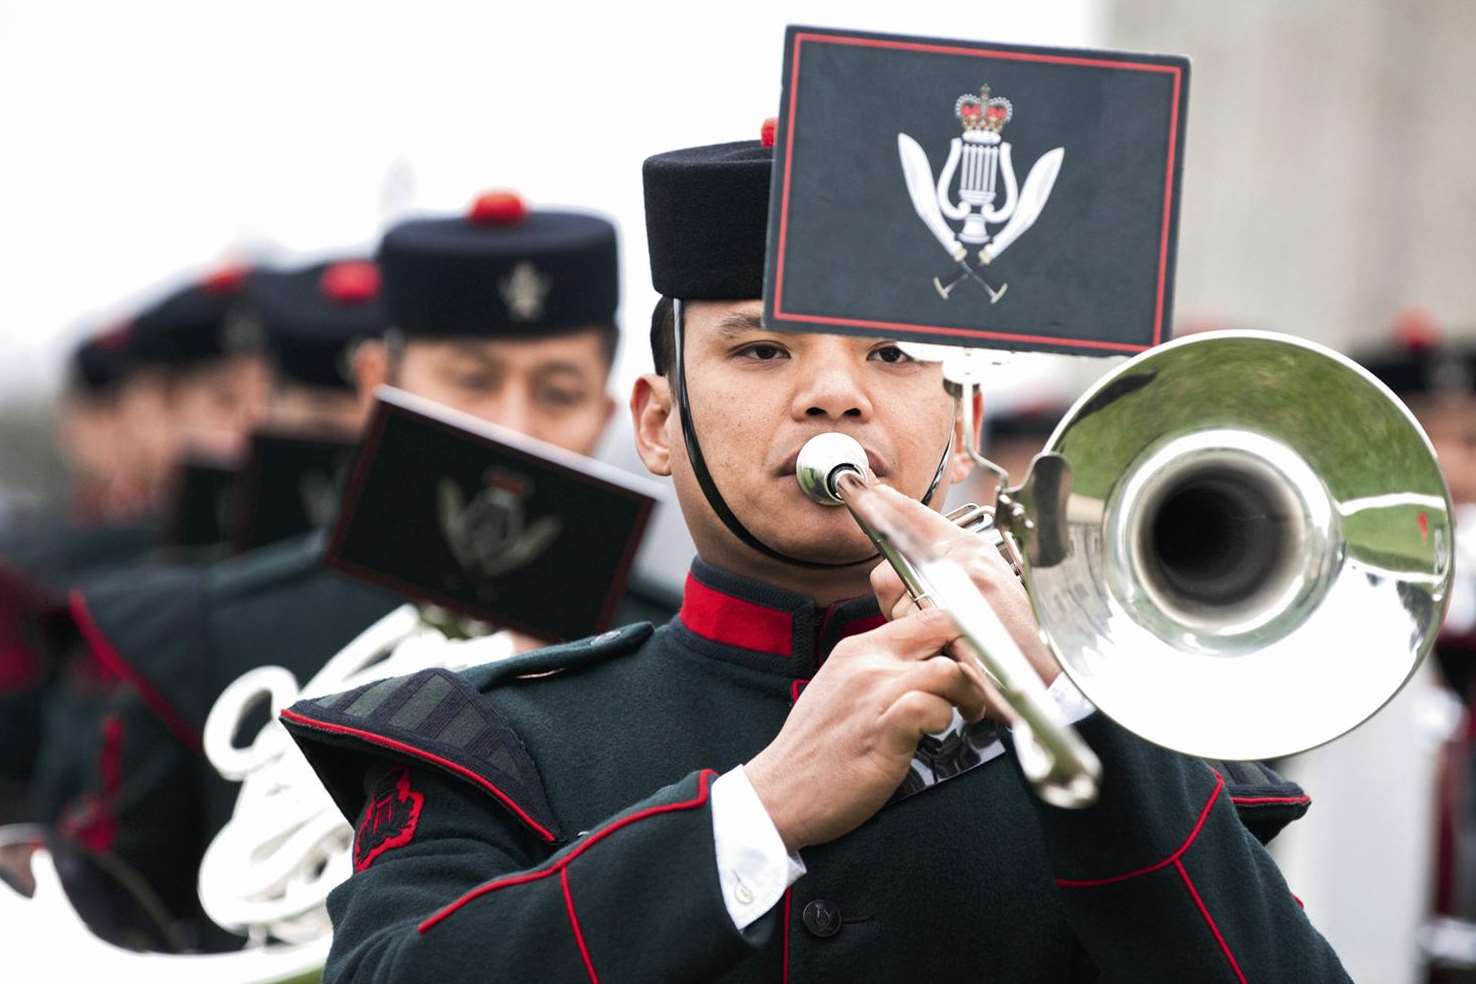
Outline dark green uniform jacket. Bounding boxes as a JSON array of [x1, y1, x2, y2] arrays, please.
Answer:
[[0, 510, 157, 816], [39, 532, 401, 948], [284, 559, 1349, 983]]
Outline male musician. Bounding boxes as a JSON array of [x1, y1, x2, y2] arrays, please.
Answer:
[[113, 267, 272, 501], [285, 133, 1350, 981], [42, 206, 636, 950]]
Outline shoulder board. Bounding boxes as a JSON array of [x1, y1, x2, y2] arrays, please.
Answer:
[[204, 531, 325, 600], [1204, 757, 1311, 844], [282, 665, 566, 846], [462, 621, 655, 691]]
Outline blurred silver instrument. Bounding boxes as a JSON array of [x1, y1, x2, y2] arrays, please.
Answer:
[[797, 330, 1455, 807]]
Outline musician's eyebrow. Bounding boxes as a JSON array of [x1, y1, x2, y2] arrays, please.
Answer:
[[714, 312, 767, 340]]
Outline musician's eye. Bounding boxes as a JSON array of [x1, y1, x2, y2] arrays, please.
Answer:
[[869, 344, 916, 365], [735, 342, 790, 362]]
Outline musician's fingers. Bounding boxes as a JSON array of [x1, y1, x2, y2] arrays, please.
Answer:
[[880, 690, 957, 754]]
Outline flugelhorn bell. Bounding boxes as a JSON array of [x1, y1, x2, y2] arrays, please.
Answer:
[[1014, 329, 1453, 762]]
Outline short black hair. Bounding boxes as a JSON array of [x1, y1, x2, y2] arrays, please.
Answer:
[[650, 296, 675, 376]]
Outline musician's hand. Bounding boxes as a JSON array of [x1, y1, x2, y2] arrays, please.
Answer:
[[744, 608, 989, 853], [866, 484, 1060, 689]]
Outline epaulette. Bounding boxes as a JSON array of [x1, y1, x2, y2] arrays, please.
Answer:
[[1204, 757, 1311, 844], [463, 620, 654, 690], [281, 623, 654, 849], [203, 531, 324, 600]]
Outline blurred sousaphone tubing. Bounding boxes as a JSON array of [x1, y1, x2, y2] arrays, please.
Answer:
[[796, 330, 1454, 807]]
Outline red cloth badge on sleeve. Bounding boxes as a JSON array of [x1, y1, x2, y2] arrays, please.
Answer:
[[354, 765, 425, 871]]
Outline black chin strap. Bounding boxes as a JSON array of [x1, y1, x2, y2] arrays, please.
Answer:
[[672, 299, 953, 570]]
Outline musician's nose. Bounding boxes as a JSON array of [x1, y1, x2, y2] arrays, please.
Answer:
[[793, 346, 873, 422]]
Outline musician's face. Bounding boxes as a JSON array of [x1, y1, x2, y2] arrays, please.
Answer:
[[356, 332, 616, 457], [164, 355, 270, 461], [633, 300, 971, 570]]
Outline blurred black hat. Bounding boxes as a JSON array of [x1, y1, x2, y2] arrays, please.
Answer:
[[129, 266, 259, 369], [986, 401, 1068, 442], [66, 323, 134, 395], [378, 192, 618, 339], [1356, 310, 1476, 398], [643, 122, 775, 300], [245, 260, 384, 390]]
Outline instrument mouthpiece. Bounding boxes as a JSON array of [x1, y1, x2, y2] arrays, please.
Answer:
[[796, 433, 870, 505]]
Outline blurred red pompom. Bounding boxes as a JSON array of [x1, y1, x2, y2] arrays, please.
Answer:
[[321, 261, 380, 303], [469, 190, 528, 226], [201, 264, 249, 295]]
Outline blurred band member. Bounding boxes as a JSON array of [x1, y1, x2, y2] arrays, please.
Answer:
[[44, 195, 640, 950]]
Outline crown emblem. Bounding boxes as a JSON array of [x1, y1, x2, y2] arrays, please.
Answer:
[[955, 84, 1013, 135]]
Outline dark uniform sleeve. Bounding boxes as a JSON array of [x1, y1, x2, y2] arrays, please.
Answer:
[[323, 763, 763, 983], [1018, 713, 1351, 982]]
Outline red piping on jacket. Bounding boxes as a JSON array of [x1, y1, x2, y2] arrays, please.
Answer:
[[561, 867, 600, 984], [781, 887, 793, 984], [1055, 773, 1225, 888], [279, 708, 557, 844], [417, 769, 717, 933], [1175, 857, 1249, 984], [60, 713, 125, 852], [69, 589, 201, 751]]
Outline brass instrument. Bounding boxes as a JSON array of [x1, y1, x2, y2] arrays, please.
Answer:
[[797, 330, 1455, 807]]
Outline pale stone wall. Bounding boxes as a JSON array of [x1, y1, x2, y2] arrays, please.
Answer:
[[1102, 0, 1476, 350]]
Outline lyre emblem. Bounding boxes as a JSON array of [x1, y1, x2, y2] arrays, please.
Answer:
[[897, 83, 1065, 303]]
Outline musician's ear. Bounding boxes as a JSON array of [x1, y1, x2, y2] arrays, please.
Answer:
[[631, 374, 674, 477], [947, 388, 985, 484]]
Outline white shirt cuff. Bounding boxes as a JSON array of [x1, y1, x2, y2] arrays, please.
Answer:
[[710, 765, 806, 932], [1045, 670, 1097, 725]]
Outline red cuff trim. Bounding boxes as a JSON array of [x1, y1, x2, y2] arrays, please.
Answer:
[[1055, 773, 1225, 888], [69, 589, 201, 751], [561, 867, 600, 984], [1229, 794, 1311, 807], [59, 713, 125, 852], [679, 573, 792, 657], [1175, 857, 1249, 984], [417, 769, 717, 933], [279, 707, 557, 844]]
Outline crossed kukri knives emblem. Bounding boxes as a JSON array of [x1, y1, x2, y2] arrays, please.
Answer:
[[897, 85, 1065, 304]]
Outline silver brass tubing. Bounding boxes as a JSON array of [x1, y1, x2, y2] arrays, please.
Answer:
[[795, 432, 1100, 807]]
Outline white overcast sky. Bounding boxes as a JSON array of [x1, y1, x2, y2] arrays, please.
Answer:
[[0, 0, 1097, 405]]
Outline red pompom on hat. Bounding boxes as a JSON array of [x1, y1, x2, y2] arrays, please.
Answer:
[[200, 264, 249, 295], [321, 260, 381, 303], [1393, 307, 1441, 352], [469, 190, 528, 227], [760, 117, 777, 149]]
